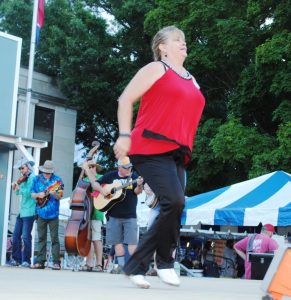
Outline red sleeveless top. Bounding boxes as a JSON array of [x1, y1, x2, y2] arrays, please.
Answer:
[[129, 68, 205, 164]]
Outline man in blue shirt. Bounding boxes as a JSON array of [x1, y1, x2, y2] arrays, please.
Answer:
[[30, 160, 64, 270]]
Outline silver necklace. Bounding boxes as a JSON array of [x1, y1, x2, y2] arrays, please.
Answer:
[[161, 60, 192, 80]]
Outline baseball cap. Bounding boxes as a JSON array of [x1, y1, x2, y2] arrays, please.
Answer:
[[264, 224, 275, 233], [13, 158, 35, 169], [117, 156, 133, 169]]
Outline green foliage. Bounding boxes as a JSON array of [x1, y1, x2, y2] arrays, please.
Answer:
[[187, 118, 225, 195], [1, 0, 290, 193], [143, 0, 290, 194], [250, 122, 291, 177], [0, 0, 32, 66], [210, 118, 275, 170]]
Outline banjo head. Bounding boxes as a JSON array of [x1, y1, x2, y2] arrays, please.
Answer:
[[144, 194, 159, 209]]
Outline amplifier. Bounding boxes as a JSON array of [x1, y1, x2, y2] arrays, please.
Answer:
[[249, 252, 274, 280]]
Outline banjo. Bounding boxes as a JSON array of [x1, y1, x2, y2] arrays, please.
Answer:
[[144, 183, 159, 209]]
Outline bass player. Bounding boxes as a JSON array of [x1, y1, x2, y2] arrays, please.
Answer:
[[31, 160, 64, 270], [86, 156, 143, 274]]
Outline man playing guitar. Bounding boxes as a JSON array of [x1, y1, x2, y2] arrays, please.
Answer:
[[31, 160, 64, 270], [85, 156, 143, 273]]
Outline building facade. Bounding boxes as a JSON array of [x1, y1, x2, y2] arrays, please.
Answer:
[[9, 67, 77, 225], [2, 68, 77, 265]]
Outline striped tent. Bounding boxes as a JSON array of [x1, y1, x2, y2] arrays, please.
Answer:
[[182, 171, 291, 227]]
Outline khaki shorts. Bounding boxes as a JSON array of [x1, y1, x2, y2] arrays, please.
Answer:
[[106, 217, 138, 245], [91, 220, 102, 241]]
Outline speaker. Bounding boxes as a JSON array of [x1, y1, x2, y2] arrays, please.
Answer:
[[249, 253, 274, 280], [261, 244, 291, 300]]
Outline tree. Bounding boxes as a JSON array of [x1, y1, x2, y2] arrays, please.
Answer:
[[1, 0, 290, 194], [1, 0, 155, 165], [0, 0, 32, 66], [250, 122, 291, 177], [144, 0, 291, 193]]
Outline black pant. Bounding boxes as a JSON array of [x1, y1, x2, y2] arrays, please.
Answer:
[[123, 152, 185, 275]]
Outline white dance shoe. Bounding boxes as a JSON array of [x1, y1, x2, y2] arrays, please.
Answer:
[[129, 275, 151, 289], [157, 268, 180, 286]]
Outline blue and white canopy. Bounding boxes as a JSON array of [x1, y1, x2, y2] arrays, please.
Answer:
[[182, 171, 291, 227]]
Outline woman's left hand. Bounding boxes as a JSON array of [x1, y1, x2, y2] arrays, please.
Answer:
[[113, 136, 131, 159]]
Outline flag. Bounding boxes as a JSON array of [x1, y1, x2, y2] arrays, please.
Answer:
[[36, 0, 45, 46]]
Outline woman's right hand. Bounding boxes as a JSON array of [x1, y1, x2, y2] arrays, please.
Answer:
[[113, 136, 131, 159]]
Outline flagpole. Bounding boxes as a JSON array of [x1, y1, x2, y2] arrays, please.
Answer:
[[24, 0, 39, 267], [24, 0, 39, 138]]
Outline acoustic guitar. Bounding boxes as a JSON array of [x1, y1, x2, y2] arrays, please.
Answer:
[[93, 177, 142, 212]]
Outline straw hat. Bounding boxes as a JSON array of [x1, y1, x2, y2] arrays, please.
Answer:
[[39, 160, 54, 174]]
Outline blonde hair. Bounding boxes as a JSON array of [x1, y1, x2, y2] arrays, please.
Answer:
[[151, 25, 185, 61]]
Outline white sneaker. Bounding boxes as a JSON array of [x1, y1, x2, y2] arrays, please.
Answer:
[[157, 268, 180, 286], [129, 275, 151, 289]]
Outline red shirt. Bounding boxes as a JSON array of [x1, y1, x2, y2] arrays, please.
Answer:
[[129, 68, 205, 164]]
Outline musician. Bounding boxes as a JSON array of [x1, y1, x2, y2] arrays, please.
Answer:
[[81, 160, 104, 272], [9, 158, 36, 267], [91, 156, 143, 273], [30, 160, 64, 270]]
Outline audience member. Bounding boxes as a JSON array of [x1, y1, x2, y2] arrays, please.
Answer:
[[234, 224, 279, 279]]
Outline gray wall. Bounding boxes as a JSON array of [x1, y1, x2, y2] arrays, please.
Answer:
[[0, 33, 21, 134], [17, 68, 77, 196], [0, 151, 9, 249], [10, 69, 77, 231], [0, 32, 22, 263]]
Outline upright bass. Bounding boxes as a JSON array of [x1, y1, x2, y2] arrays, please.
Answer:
[[64, 141, 100, 256]]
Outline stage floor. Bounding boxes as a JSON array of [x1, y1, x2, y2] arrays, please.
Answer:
[[0, 266, 266, 300]]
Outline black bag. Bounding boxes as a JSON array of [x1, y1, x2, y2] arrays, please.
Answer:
[[203, 260, 220, 277]]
